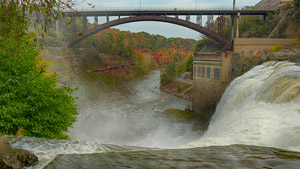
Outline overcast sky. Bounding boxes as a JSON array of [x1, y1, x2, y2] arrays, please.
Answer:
[[79, 0, 261, 39]]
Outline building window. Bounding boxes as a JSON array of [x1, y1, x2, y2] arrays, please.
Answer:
[[258, 51, 262, 55], [214, 68, 220, 80], [241, 51, 245, 56], [206, 67, 210, 79], [201, 67, 205, 78], [197, 66, 201, 77], [250, 51, 253, 57], [193, 66, 196, 76]]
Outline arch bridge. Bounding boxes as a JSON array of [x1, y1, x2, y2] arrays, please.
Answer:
[[60, 8, 273, 47]]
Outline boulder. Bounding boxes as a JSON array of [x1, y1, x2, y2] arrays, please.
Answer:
[[0, 136, 38, 169]]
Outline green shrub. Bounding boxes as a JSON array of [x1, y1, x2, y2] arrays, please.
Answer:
[[0, 2, 77, 139], [160, 64, 175, 86]]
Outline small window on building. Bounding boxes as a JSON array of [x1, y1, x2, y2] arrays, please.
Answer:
[[241, 51, 245, 56], [258, 51, 262, 55], [201, 67, 205, 78], [214, 68, 220, 80], [206, 67, 210, 79], [193, 66, 196, 76], [197, 66, 201, 77], [250, 51, 254, 57]]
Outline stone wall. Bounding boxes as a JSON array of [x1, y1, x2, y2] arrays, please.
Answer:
[[192, 77, 228, 114], [232, 38, 297, 79], [192, 51, 231, 114], [234, 38, 296, 54]]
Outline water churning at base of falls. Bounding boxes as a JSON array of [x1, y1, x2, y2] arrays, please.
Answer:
[[186, 61, 300, 151], [9, 61, 300, 169]]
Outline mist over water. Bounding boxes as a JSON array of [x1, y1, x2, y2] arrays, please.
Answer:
[[11, 61, 300, 169], [69, 70, 202, 148], [186, 61, 300, 152]]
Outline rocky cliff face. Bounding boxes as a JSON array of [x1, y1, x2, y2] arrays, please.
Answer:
[[0, 136, 38, 169]]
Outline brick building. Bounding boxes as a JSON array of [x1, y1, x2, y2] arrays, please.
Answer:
[[192, 52, 231, 113]]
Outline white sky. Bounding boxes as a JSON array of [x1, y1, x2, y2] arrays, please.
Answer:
[[78, 0, 262, 39]]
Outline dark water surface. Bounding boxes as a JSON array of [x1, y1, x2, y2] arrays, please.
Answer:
[[44, 145, 300, 169]]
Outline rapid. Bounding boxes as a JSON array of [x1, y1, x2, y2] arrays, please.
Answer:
[[9, 61, 300, 168]]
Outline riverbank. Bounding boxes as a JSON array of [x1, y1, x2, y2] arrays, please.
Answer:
[[160, 70, 193, 101]]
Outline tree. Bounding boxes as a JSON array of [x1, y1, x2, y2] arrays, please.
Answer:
[[294, 0, 300, 7], [0, 1, 78, 139], [186, 55, 194, 72]]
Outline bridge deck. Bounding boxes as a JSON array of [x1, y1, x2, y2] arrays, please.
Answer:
[[66, 9, 274, 17]]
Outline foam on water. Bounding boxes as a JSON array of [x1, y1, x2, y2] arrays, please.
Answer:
[[186, 61, 300, 151], [9, 137, 151, 169]]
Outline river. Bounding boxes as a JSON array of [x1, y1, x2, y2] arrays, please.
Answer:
[[8, 61, 300, 168]]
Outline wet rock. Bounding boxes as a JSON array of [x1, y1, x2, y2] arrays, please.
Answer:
[[0, 136, 38, 169]]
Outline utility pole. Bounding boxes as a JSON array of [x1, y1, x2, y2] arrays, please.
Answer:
[[233, 0, 236, 10], [196, 0, 198, 9], [140, 0, 142, 10]]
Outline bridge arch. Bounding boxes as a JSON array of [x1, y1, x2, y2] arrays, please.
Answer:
[[69, 15, 230, 47]]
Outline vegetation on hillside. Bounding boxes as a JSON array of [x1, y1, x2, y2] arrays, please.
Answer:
[[194, 8, 281, 53], [0, 1, 78, 139], [160, 55, 193, 86], [294, 0, 300, 7], [72, 28, 196, 90], [81, 28, 196, 66]]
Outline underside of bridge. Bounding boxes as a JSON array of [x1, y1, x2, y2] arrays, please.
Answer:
[[68, 16, 230, 47]]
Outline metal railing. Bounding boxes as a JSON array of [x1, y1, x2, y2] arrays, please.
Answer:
[[65, 6, 275, 12]]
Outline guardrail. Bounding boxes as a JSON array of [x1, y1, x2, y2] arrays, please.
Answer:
[[66, 6, 276, 12]]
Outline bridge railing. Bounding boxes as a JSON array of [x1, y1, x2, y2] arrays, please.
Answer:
[[68, 6, 275, 12]]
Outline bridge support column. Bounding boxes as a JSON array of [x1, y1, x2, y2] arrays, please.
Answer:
[[94, 16, 98, 26], [236, 12, 240, 38], [197, 15, 202, 26], [231, 15, 236, 40], [56, 15, 62, 33], [106, 15, 109, 22], [82, 16, 87, 31], [186, 15, 190, 21], [71, 16, 77, 36], [207, 15, 214, 29]]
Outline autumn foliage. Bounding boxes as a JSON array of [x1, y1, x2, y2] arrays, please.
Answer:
[[84, 28, 197, 67]]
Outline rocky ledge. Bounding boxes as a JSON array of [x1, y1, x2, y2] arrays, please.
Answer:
[[0, 136, 38, 169]]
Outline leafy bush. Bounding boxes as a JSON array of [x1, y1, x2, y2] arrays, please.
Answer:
[[269, 44, 284, 52], [185, 55, 194, 72], [0, 2, 77, 139], [160, 64, 176, 86]]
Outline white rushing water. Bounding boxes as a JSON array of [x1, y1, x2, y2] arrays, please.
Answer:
[[186, 61, 300, 151], [10, 61, 300, 169]]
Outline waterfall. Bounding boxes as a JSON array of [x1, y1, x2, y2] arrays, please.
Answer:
[[186, 61, 300, 151]]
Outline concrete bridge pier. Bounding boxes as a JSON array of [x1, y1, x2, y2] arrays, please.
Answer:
[[56, 16, 64, 33], [82, 16, 87, 31], [196, 15, 202, 26], [70, 16, 77, 36], [231, 15, 236, 40], [186, 15, 190, 21], [106, 15, 109, 22], [236, 12, 240, 38], [94, 16, 98, 26], [230, 12, 241, 40]]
